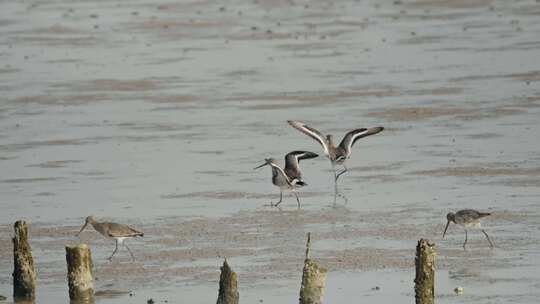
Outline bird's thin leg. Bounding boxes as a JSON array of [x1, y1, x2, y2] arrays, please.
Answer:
[[463, 229, 468, 250], [335, 164, 348, 181], [124, 243, 136, 261], [333, 188, 348, 206], [331, 162, 350, 205], [331, 162, 346, 205], [339, 192, 349, 205], [481, 229, 494, 249], [293, 191, 301, 209], [108, 240, 119, 261], [332, 162, 339, 195], [331, 162, 338, 182], [273, 190, 283, 207]]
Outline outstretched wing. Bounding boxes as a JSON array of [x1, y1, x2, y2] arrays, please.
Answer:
[[268, 161, 293, 185], [284, 150, 319, 177], [288, 120, 329, 156], [339, 127, 384, 155]]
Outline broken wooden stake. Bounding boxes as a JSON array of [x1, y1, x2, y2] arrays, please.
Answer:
[[12, 220, 36, 301], [299, 233, 327, 304], [66, 244, 94, 303], [216, 259, 239, 304], [414, 238, 435, 304]]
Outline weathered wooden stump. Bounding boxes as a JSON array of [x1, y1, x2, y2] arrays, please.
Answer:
[[299, 233, 327, 304], [414, 239, 435, 304], [66, 244, 94, 303], [12, 220, 36, 300], [216, 259, 239, 304]]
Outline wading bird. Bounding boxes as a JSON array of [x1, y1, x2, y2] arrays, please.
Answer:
[[287, 120, 383, 190], [254, 150, 318, 207], [76, 216, 144, 261], [443, 209, 494, 250]]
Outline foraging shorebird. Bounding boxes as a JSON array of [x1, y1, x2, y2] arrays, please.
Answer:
[[443, 209, 494, 250], [254, 150, 318, 207], [287, 120, 384, 187], [76, 216, 144, 261]]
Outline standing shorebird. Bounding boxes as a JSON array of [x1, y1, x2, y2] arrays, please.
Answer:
[[254, 150, 318, 207], [287, 120, 384, 188], [76, 216, 144, 261], [443, 209, 494, 250]]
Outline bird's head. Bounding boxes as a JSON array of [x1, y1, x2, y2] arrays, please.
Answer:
[[442, 212, 455, 239], [76, 215, 95, 237], [85, 216, 96, 224]]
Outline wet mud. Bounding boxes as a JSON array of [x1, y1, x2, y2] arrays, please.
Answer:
[[1, 0, 540, 303]]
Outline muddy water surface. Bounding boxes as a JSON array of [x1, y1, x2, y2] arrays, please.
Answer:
[[1, 0, 540, 303]]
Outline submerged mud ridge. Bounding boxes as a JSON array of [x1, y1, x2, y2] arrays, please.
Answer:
[[410, 163, 540, 187], [369, 105, 524, 122], [412, 164, 540, 177], [0, 207, 536, 290]]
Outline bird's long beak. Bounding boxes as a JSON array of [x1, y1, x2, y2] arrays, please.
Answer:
[[305, 152, 318, 159], [76, 222, 88, 237], [442, 220, 450, 238], [253, 162, 268, 170]]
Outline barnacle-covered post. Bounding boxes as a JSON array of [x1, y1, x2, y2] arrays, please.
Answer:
[[415, 239, 435, 304], [13, 220, 36, 301], [299, 233, 327, 304], [66, 244, 94, 302], [216, 259, 239, 304]]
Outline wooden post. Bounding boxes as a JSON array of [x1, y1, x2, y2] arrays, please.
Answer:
[[12, 220, 36, 300], [414, 239, 435, 304], [299, 233, 327, 304], [66, 244, 94, 303], [216, 259, 239, 304]]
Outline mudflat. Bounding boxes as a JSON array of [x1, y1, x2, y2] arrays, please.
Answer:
[[1, 0, 539, 303]]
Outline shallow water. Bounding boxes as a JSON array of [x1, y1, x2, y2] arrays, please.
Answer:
[[1, 0, 540, 303]]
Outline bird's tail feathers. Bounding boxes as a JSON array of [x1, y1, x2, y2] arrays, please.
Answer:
[[130, 230, 144, 237], [291, 179, 307, 187]]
